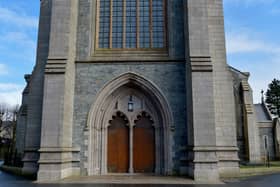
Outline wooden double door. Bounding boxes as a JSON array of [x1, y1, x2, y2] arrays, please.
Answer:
[[107, 113, 155, 173]]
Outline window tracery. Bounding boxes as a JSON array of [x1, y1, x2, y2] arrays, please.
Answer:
[[98, 0, 166, 49]]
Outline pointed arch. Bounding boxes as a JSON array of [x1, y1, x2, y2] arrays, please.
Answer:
[[87, 72, 173, 175]]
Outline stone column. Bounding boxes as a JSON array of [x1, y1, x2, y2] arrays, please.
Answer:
[[129, 125, 134, 173], [37, 0, 79, 181], [207, 0, 239, 177], [184, 0, 219, 183]]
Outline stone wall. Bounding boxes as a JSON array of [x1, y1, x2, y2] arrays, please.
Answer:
[[259, 124, 276, 160], [22, 0, 52, 174], [15, 0, 250, 182], [37, 0, 79, 181], [74, 0, 188, 175], [15, 75, 30, 155], [207, 0, 239, 175], [230, 68, 249, 161]]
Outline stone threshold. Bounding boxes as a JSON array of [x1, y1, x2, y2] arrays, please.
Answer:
[[40, 175, 198, 184]]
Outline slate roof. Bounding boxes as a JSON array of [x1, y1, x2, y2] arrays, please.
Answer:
[[254, 104, 272, 122]]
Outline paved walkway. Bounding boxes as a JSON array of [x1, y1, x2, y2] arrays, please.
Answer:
[[1, 167, 280, 187], [53, 175, 197, 185]]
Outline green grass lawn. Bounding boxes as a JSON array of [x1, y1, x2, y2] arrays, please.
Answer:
[[240, 161, 280, 169], [221, 161, 280, 180]]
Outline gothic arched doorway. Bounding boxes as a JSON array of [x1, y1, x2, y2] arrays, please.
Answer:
[[87, 73, 173, 176]]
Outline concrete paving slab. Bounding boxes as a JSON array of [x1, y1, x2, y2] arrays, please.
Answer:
[[43, 175, 197, 185]]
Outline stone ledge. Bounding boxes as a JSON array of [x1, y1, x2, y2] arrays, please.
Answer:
[[192, 146, 218, 152], [241, 81, 250, 91], [75, 58, 185, 63], [190, 56, 213, 72], [39, 147, 80, 153], [216, 146, 239, 151], [38, 158, 80, 164], [187, 146, 238, 152], [193, 160, 218, 163], [45, 59, 67, 74], [218, 159, 240, 162]]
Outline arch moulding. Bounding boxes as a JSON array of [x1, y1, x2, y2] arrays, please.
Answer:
[[86, 72, 174, 175]]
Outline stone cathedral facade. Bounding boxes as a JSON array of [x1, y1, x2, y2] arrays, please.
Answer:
[[15, 0, 280, 183]]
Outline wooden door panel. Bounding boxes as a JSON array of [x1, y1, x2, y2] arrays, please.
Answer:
[[133, 115, 155, 173], [108, 116, 129, 173]]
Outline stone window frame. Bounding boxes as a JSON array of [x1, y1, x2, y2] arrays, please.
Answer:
[[263, 135, 269, 152], [93, 0, 168, 58]]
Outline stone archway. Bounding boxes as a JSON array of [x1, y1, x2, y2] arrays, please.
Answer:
[[87, 72, 173, 175]]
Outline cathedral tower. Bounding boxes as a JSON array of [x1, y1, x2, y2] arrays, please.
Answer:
[[18, 0, 240, 183]]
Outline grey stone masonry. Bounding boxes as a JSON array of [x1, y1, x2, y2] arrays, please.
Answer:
[[22, 0, 52, 175], [185, 0, 219, 183], [73, 63, 187, 176], [37, 0, 79, 181], [241, 80, 261, 162], [15, 75, 30, 155], [207, 0, 239, 177], [274, 119, 280, 160], [14, 0, 255, 183]]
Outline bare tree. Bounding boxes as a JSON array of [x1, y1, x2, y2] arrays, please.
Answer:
[[0, 103, 9, 143], [0, 103, 19, 164]]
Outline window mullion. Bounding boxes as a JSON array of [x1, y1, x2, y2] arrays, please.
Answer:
[[123, 0, 126, 48], [149, 0, 153, 48], [109, 0, 113, 48], [163, 0, 167, 48], [98, 0, 166, 49], [136, 0, 140, 48], [96, 0, 100, 49]]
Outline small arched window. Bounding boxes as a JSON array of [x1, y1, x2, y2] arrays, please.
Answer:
[[97, 0, 166, 49], [264, 135, 269, 151]]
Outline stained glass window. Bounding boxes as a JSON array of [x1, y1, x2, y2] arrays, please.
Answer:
[[99, 0, 111, 48], [112, 0, 124, 48], [98, 0, 166, 49], [126, 0, 137, 48], [139, 0, 150, 48], [152, 0, 164, 48]]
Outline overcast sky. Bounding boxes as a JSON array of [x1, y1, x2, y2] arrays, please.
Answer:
[[0, 0, 279, 106]]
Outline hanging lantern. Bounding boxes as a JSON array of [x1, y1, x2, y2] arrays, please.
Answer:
[[128, 95, 134, 112]]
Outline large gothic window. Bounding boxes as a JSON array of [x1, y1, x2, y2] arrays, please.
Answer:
[[98, 0, 166, 49]]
